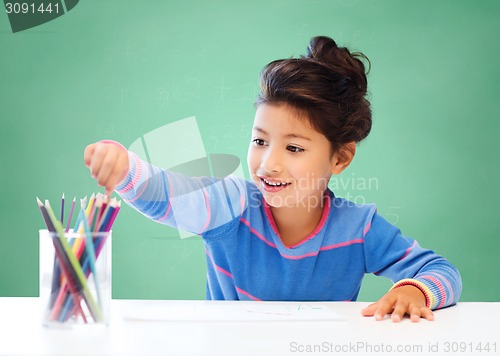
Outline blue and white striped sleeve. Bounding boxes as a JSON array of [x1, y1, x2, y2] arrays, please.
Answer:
[[115, 152, 247, 235], [363, 212, 462, 310]]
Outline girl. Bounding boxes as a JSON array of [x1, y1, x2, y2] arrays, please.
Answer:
[[84, 36, 461, 322]]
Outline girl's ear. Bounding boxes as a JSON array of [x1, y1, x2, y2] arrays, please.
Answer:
[[331, 142, 356, 175]]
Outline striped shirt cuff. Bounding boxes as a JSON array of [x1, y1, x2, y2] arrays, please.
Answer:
[[116, 152, 139, 195], [390, 278, 436, 309]]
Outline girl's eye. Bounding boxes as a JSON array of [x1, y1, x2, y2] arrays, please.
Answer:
[[287, 145, 304, 153], [252, 138, 266, 146]]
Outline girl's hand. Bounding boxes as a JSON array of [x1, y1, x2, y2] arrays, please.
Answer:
[[84, 140, 129, 197], [361, 285, 434, 322]]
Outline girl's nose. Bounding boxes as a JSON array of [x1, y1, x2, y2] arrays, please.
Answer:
[[261, 147, 283, 173]]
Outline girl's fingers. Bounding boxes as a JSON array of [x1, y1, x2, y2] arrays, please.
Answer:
[[110, 147, 129, 191], [105, 161, 128, 196], [362, 297, 396, 321], [105, 187, 114, 198], [360, 302, 378, 316], [373, 301, 394, 321], [83, 143, 96, 167], [408, 304, 422, 322], [89, 144, 106, 179], [420, 307, 434, 321], [391, 302, 408, 322], [95, 148, 117, 188]]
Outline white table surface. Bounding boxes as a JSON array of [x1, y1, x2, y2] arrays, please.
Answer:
[[0, 298, 498, 356]]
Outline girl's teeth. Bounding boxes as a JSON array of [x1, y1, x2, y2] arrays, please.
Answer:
[[264, 179, 286, 186]]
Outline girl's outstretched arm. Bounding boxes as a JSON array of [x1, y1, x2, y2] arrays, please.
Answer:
[[86, 140, 248, 235]]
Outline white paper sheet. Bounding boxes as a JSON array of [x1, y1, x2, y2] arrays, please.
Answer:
[[123, 301, 345, 322]]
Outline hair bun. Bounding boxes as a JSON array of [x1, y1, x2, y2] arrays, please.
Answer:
[[257, 35, 372, 148], [306, 36, 340, 61], [306, 36, 370, 95]]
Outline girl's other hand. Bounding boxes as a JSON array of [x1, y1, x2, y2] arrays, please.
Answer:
[[360, 285, 434, 322], [84, 140, 129, 197]]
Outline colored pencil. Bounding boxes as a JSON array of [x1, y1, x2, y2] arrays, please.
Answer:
[[82, 208, 101, 308], [60, 193, 65, 224], [85, 193, 95, 222], [65, 197, 76, 232]]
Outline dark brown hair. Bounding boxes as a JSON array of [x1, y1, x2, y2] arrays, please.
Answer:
[[256, 36, 372, 155]]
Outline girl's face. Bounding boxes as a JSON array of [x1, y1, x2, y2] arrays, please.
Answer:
[[247, 103, 338, 209]]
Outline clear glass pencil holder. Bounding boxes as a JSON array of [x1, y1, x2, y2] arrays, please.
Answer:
[[39, 229, 112, 327]]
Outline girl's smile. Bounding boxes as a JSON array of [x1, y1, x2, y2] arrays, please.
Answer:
[[259, 176, 292, 192]]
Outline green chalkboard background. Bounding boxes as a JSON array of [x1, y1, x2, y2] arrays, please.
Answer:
[[1, 0, 499, 302]]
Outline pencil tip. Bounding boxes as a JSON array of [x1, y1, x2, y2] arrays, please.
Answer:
[[36, 197, 43, 205], [62, 193, 65, 198]]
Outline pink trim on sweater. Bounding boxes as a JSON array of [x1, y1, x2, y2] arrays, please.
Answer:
[[236, 287, 262, 301], [319, 239, 364, 252], [240, 218, 277, 248], [241, 212, 364, 260], [363, 221, 371, 237], [420, 275, 447, 309], [99, 140, 127, 153], [205, 249, 233, 278], [119, 154, 142, 193], [215, 264, 233, 278], [240, 194, 245, 212], [428, 272, 454, 304], [128, 162, 150, 203], [263, 193, 331, 248], [262, 200, 279, 236], [398, 240, 417, 262], [279, 251, 320, 260], [373, 240, 416, 275], [392, 280, 432, 308], [205, 249, 261, 301], [156, 172, 174, 222], [241, 217, 363, 260], [199, 187, 211, 234]]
